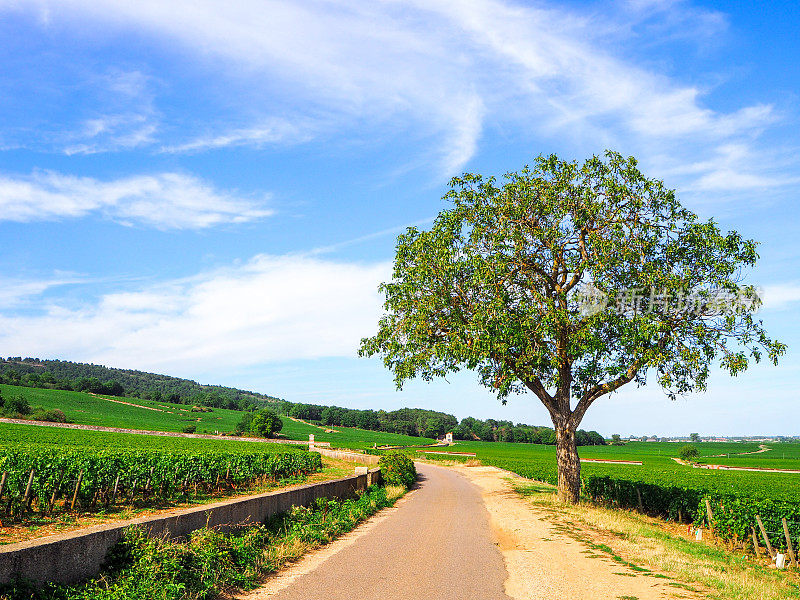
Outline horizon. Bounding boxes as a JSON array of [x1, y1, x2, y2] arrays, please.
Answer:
[[0, 1, 798, 438]]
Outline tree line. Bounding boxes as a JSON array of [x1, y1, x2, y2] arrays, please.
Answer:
[[277, 402, 604, 445]]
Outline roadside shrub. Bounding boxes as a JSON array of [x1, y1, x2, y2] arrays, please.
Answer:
[[182, 424, 197, 434], [31, 408, 67, 423], [379, 451, 417, 489], [679, 445, 700, 461]]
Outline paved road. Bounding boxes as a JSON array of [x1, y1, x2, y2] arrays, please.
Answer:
[[266, 462, 511, 600]]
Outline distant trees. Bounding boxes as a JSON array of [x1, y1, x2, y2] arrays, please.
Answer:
[[690, 432, 700, 442], [610, 434, 624, 446], [453, 417, 604, 446]]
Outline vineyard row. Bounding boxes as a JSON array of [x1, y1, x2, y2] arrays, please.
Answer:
[[0, 446, 322, 519]]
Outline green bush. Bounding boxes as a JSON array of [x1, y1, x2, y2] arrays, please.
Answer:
[[679, 445, 700, 461], [250, 409, 283, 438], [0, 394, 31, 417], [379, 451, 417, 488], [31, 408, 67, 423], [182, 424, 197, 434]]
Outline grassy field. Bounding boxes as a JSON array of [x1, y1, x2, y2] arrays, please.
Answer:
[[0, 421, 301, 453], [0, 384, 436, 449], [0, 384, 243, 432], [696, 442, 800, 470]]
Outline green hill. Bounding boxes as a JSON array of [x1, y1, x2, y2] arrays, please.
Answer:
[[0, 357, 281, 410]]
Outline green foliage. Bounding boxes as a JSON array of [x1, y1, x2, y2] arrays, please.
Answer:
[[30, 408, 67, 423], [378, 451, 417, 488], [0, 445, 321, 519], [679, 445, 700, 461], [181, 424, 196, 434], [361, 151, 784, 407], [0, 394, 31, 417], [0, 486, 400, 600], [249, 409, 283, 438]]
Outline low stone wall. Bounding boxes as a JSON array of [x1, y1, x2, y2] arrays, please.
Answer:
[[0, 470, 379, 586]]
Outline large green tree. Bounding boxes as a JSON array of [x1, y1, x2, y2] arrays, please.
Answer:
[[359, 151, 785, 503]]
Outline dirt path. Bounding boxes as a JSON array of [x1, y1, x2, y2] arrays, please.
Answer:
[[239, 462, 510, 600], [706, 443, 772, 457], [452, 465, 704, 600], [671, 457, 800, 474]]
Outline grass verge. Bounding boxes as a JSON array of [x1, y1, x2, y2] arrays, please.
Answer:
[[514, 480, 800, 600], [0, 484, 406, 600]]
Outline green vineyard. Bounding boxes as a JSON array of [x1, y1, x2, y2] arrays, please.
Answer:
[[0, 446, 322, 520]]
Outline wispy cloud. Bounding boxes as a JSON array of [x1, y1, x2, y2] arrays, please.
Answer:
[[161, 118, 315, 154], [0, 274, 85, 309], [0, 255, 391, 371], [59, 70, 160, 155], [0, 171, 272, 229], [1, 0, 793, 185]]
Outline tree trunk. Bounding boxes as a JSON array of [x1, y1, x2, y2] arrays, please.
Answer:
[[555, 424, 581, 504]]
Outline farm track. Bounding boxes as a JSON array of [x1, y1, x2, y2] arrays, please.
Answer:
[[706, 443, 772, 457], [240, 463, 511, 600], [671, 456, 800, 474], [242, 463, 700, 600]]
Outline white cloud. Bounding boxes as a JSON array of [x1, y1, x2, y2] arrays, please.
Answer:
[[0, 274, 85, 309], [762, 283, 800, 311], [0, 170, 272, 229], [0, 255, 391, 371]]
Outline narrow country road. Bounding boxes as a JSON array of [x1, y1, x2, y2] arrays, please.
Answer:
[[243, 462, 511, 600]]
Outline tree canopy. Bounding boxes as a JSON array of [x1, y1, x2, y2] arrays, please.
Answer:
[[360, 150, 785, 502]]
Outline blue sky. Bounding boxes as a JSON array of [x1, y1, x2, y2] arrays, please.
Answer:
[[0, 0, 798, 437]]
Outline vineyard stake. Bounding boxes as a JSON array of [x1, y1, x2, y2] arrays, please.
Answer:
[[751, 526, 762, 557], [111, 474, 121, 505], [69, 471, 83, 511], [756, 515, 776, 559], [704, 498, 714, 525], [22, 469, 35, 510], [782, 518, 797, 567], [636, 488, 643, 513], [0, 471, 7, 502], [48, 468, 66, 514]]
